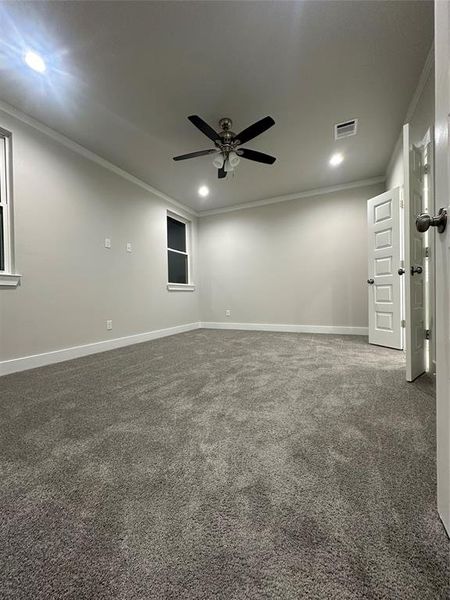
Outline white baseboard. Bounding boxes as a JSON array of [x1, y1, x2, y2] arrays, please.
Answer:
[[0, 322, 201, 376], [1, 321, 368, 376], [199, 322, 368, 336]]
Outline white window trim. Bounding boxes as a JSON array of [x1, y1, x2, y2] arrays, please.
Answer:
[[167, 283, 196, 292], [166, 210, 195, 291], [0, 127, 20, 288]]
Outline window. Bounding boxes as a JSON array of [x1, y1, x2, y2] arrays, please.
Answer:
[[166, 212, 194, 290], [0, 128, 19, 287]]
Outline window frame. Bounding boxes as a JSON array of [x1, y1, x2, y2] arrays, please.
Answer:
[[166, 210, 195, 291], [0, 127, 19, 288]]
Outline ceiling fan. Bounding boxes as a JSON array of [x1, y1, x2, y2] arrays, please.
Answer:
[[173, 115, 276, 179]]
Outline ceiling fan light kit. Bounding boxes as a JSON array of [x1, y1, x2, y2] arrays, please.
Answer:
[[227, 151, 240, 169], [212, 154, 224, 169], [173, 115, 276, 179]]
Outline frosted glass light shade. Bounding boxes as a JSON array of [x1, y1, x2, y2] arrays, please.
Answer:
[[213, 154, 224, 169], [228, 152, 240, 168]]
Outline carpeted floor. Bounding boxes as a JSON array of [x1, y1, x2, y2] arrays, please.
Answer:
[[0, 330, 449, 599]]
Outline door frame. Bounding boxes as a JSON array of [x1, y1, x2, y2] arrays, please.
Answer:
[[422, 127, 435, 375], [403, 123, 427, 381], [434, 0, 450, 536]]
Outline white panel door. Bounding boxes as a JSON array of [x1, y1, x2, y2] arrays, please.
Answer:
[[367, 188, 402, 349], [403, 124, 426, 381]]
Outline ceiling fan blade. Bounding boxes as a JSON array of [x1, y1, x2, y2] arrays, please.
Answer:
[[238, 148, 276, 164], [218, 165, 226, 179], [235, 116, 275, 145], [173, 149, 218, 161], [188, 115, 220, 143]]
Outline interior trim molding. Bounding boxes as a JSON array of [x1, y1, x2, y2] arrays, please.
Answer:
[[198, 176, 385, 216], [0, 322, 201, 376], [1, 321, 369, 376], [200, 322, 368, 335], [404, 43, 434, 125], [167, 283, 196, 291], [385, 132, 403, 184], [0, 100, 386, 219], [0, 100, 198, 218], [0, 273, 21, 287], [386, 43, 435, 181]]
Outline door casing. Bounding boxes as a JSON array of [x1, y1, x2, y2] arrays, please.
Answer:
[[434, 0, 450, 536], [403, 123, 427, 381]]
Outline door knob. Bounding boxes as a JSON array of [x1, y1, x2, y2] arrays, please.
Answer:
[[398, 268, 405, 275], [416, 208, 447, 233], [367, 278, 374, 284], [411, 265, 423, 276]]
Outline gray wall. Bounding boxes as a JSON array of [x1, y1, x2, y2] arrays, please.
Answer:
[[199, 183, 384, 327], [5, 76, 432, 363], [0, 111, 200, 361]]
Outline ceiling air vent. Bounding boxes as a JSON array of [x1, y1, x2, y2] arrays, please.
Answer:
[[334, 119, 358, 140]]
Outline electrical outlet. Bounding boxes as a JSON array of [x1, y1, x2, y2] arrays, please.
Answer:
[[104, 238, 111, 249], [106, 320, 113, 330], [126, 242, 132, 253], [225, 309, 231, 317]]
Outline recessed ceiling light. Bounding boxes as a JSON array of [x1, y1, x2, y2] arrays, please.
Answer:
[[329, 153, 344, 167], [24, 50, 46, 73], [198, 185, 209, 197]]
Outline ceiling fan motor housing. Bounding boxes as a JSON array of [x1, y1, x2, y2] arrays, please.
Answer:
[[217, 118, 237, 146], [218, 117, 233, 130]]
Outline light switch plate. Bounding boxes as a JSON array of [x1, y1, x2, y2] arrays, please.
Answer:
[[126, 242, 132, 253], [104, 238, 111, 249]]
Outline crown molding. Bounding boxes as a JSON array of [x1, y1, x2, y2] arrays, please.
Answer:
[[198, 176, 385, 217], [0, 99, 387, 220], [404, 43, 434, 125], [0, 100, 199, 218], [385, 132, 403, 182], [385, 42, 434, 183]]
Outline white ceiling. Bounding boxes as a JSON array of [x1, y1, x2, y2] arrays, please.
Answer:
[[0, 1, 433, 212]]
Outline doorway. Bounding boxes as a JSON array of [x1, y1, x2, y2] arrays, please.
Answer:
[[367, 124, 435, 383]]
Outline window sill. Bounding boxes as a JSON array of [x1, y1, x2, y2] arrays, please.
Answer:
[[0, 273, 21, 288], [167, 283, 196, 292]]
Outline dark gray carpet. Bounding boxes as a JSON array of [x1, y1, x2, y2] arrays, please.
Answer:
[[0, 330, 449, 599]]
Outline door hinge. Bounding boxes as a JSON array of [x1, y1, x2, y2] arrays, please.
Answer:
[[424, 246, 430, 258], [425, 329, 431, 340], [401, 320, 406, 328], [423, 163, 431, 175], [400, 199, 404, 209]]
